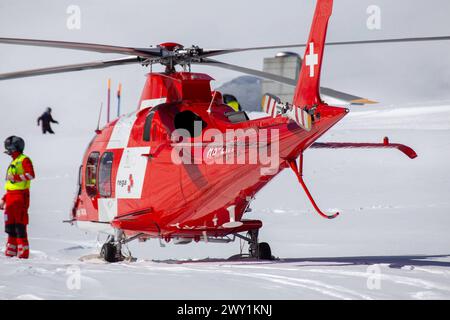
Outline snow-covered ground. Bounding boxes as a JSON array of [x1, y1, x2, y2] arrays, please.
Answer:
[[1, 103, 450, 300]]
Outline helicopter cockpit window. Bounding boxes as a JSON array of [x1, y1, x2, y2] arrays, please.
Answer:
[[143, 111, 155, 142], [99, 152, 114, 198], [174, 111, 207, 138], [85, 152, 99, 197]]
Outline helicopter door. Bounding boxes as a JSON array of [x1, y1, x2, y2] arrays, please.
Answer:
[[98, 151, 117, 222], [85, 152, 100, 198], [115, 147, 150, 199], [98, 152, 114, 198]]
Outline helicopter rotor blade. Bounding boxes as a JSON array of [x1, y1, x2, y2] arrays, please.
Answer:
[[194, 58, 297, 86], [1, 35, 449, 60], [319, 87, 377, 105], [200, 35, 450, 57], [321, 35, 450, 47], [199, 44, 308, 58], [0, 37, 162, 57], [194, 58, 374, 105], [0, 56, 142, 81]]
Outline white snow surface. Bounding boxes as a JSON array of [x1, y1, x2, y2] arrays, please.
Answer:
[[1, 103, 450, 300]]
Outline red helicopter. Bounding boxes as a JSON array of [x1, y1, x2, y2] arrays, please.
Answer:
[[3, 0, 447, 262]]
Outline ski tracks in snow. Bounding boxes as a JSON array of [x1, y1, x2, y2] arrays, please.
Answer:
[[2, 249, 450, 299], [118, 258, 450, 299]]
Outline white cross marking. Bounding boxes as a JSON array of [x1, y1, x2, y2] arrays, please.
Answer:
[[305, 42, 319, 78]]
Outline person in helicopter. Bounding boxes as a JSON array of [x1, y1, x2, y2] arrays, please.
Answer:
[[223, 94, 242, 112], [37, 107, 59, 134]]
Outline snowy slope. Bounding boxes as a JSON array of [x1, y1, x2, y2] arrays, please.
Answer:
[[0, 103, 450, 300]]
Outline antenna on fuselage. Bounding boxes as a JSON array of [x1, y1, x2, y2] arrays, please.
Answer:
[[106, 78, 111, 123], [96, 102, 103, 134], [207, 90, 218, 114]]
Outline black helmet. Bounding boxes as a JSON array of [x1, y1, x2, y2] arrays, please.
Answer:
[[46, 107, 52, 113], [4, 136, 25, 154], [223, 94, 238, 104]]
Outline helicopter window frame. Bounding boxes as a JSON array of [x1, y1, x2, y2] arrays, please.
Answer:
[[85, 152, 100, 197], [98, 152, 114, 198], [78, 165, 82, 187], [143, 111, 155, 142]]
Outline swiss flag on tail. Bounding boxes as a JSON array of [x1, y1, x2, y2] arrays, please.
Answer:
[[262, 0, 332, 132], [293, 0, 333, 108]]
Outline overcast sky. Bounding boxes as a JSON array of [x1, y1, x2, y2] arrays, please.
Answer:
[[1, 0, 450, 135]]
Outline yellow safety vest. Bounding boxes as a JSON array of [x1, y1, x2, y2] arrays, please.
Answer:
[[5, 154, 32, 191], [227, 101, 240, 112]]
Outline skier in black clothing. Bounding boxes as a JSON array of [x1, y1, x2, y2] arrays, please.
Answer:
[[37, 107, 59, 134]]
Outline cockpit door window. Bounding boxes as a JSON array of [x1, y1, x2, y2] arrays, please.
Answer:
[[85, 152, 99, 197]]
